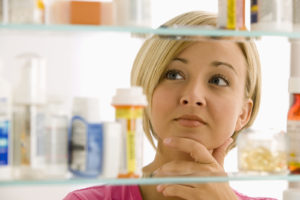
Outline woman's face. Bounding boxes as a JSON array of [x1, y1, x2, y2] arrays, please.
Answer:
[[151, 41, 253, 150]]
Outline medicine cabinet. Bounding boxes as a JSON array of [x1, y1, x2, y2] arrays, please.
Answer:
[[0, 18, 297, 200]]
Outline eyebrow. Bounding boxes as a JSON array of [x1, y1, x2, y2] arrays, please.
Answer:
[[211, 61, 238, 74], [172, 57, 188, 64], [172, 58, 238, 75]]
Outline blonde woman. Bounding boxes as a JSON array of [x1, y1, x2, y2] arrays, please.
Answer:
[[64, 11, 276, 200]]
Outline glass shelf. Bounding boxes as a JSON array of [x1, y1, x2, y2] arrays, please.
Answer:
[[0, 173, 299, 187], [1, 24, 300, 39]]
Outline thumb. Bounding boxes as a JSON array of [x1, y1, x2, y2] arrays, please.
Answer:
[[212, 137, 233, 166]]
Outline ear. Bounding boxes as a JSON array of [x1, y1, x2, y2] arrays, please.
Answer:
[[235, 98, 253, 132]]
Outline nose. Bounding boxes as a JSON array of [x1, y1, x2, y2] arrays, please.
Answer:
[[179, 82, 206, 107]]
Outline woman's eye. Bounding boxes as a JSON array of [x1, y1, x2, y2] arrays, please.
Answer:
[[209, 75, 229, 86], [165, 70, 184, 80]]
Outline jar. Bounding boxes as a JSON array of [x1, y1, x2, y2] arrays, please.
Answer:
[[237, 128, 288, 174]]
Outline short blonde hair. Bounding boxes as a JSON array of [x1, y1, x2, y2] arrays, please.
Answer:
[[131, 11, 261, 150]]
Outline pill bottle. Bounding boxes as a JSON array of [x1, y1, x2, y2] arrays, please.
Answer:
[[111, 87, 147, 178], [217, 0, 246, 30], [69, 97, 103, 178], [287, 78, 300, 174], [287, 39, 300, 174]]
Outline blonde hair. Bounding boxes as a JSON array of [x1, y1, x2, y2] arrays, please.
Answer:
[[131, 11, 261, 150]]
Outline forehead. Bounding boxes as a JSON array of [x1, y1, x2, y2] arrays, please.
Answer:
[[175, 40, 247, 72], [177, 40, 244, 59]]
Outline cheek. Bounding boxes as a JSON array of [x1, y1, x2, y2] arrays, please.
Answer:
[[151, 86, 176, 137], [210, 99, 241, 145]]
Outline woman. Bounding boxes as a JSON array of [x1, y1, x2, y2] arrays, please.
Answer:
[[64, 11, 275, 200]]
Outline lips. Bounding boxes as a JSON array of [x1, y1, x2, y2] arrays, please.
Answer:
[[175, 114, 206, 128]]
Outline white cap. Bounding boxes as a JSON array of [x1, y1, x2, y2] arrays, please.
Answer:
[[72, 97, 100, 123], [47, 94, 69, 116], [288, 77, 300, 93], [14, 53, 46, 105], [111, 86, 147, 106]]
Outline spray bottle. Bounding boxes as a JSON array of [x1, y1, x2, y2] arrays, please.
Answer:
[[12, 53, 47, 179]]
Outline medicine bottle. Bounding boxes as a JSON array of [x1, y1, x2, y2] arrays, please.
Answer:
[[9, 0, 45, 24], [287, 40, 300, 175], [69, 97, 103, 178], [111, 87, 147, 178], [287, 77, 300, 174], [250, 0, 292, 31], [44, 95, 69, 178], [217, 0, 246, 30]]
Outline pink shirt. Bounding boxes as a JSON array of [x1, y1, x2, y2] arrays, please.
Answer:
[[63, 185, 277, 200]]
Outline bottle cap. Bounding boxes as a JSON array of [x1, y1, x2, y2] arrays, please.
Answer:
[[72, 97, 100, 123], [111, 86, 147, 106], [47, 94, 69, 116], [288, 77, 300, 93], [14, 53, 46, 105]]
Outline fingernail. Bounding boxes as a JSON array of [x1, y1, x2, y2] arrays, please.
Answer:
[[164, 138, 172, 144]]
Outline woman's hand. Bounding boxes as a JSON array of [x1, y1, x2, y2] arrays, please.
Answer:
[[154, 137, 238, 200]]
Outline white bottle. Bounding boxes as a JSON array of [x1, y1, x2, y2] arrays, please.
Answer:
[[101, 121, 122, 178], [12, 53, 47, 179], [250, 0, 292, 31], [113, 0, 151, 27], [69, 97, 103, 178], [0, 59, 12, 180], [44, 95, 69, 178]]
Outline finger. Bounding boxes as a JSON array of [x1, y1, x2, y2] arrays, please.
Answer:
[[164, 137, 214, 164], [157, 184, 198, 199], [154, 160, 209, 177], [212, 138, 233, 166], [154, 160, 226, 177]]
